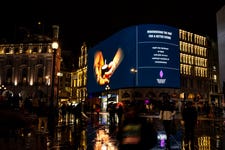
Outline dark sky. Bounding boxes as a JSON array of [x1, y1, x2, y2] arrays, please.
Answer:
[[0, 0, 225, 56]]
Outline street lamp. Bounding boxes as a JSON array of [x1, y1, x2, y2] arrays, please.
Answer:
[[48, 41, 59, 137], [50, 41, 59, 108], [105, 84, 110, 110], [130, 68, 137, 102], [52, 41, 59, 50], [57, 72, 63, 109]]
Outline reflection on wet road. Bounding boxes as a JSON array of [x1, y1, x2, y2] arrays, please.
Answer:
[[0, 112, 224, 150]]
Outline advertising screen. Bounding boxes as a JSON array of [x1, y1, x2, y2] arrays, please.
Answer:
[[87, 24, 180, 93]]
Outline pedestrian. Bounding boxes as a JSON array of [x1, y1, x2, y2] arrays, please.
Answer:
[[37, 101, 48, 132], [116, 103, 124, 126], [61, 103, 67, 123], [107, 102, 116, 125], [95, 104, 101, 126], [24, 97, 33, 113], [116, 102, 157, 150], [159, 95, 176, 150], [182, 101, 197, 149]]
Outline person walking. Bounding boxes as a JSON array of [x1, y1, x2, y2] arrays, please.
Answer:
[[37, 101, 48, 132], [116, 103, 124, 127], [61, 103, 67, 123], [159, 96, 176, 150], [182, 101, 197, 150], [116, 102, 157, 150], [107, 102, 116, 125]]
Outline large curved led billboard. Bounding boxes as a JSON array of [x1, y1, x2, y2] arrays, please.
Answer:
[[87, 24, 180, 93]]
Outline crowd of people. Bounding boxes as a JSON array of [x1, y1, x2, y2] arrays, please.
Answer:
[[116, 101, 158, 150], [103, 96, 200, 150], [1, 91, 223, 149]]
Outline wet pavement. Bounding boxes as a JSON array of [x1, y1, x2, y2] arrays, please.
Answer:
[[0, 111, 224, 150]]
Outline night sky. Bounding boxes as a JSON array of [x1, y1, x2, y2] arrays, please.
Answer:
[[0, 0, 225, 56]]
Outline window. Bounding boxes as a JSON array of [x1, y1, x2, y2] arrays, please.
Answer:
[[22, 68, 28, 84], [38, 68, 43, 84], [6, 69, 12, 84]]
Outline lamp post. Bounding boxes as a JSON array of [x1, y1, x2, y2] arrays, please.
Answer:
[[50, 41, 58, 108], [57, 72, 63, 109], [105, 84, 110, 111], [130, 68, 137, 102], [48, 41, 58, 138]]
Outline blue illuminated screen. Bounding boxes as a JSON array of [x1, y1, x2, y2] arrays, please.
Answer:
[[87, 24, 180, 93]]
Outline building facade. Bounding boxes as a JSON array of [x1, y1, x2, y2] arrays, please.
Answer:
[[72, 42, 88, 104], [73, 27, 220, 109], [216, 5, 225, 99], [0, 25, 61, 107]]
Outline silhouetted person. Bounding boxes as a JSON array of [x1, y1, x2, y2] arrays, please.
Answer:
[[182, 101, 197, 150], [107, 102, 116, 125], [116, 103, 124, 126], [116, 102, 157, 150], [61, 103, 67, 123], [24, 97, 33, 113], [48, 105, 58, 139], [95, 104, 101, 126], [159, 96, 176, 150], [37, 102, 48, 132], [107, 102, 117, 135]]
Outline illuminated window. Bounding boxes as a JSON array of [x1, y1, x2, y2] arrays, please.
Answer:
[[85, 55, 87, 66], [180, 41, 183, 52], [194, 45, 197, 55], [213, 75, 217, 82], [204, 48, 207, 56], [22, 68, 28, 84], [37, 68, 43, 84], [185, 55, 188, 64], [180, 65, 183, 74], [180, 54, 182, 63], [185, 43, 188, 52], [190, 44, 193, 54], [196, 46, 199, 55], [191, 56, 194, 64], [183, 65, 186, 74], [188, 55, 191, 64], [6, 69, 12, 84], [202, 69, 204, 77], [195, 57, 197, 66]]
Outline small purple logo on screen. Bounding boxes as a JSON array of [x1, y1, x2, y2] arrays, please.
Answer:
[[159, 70, 163, 78], [157, 70, 166, 84]]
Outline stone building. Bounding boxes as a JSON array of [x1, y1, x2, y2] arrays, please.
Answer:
[[0, 25, 61, 107]]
